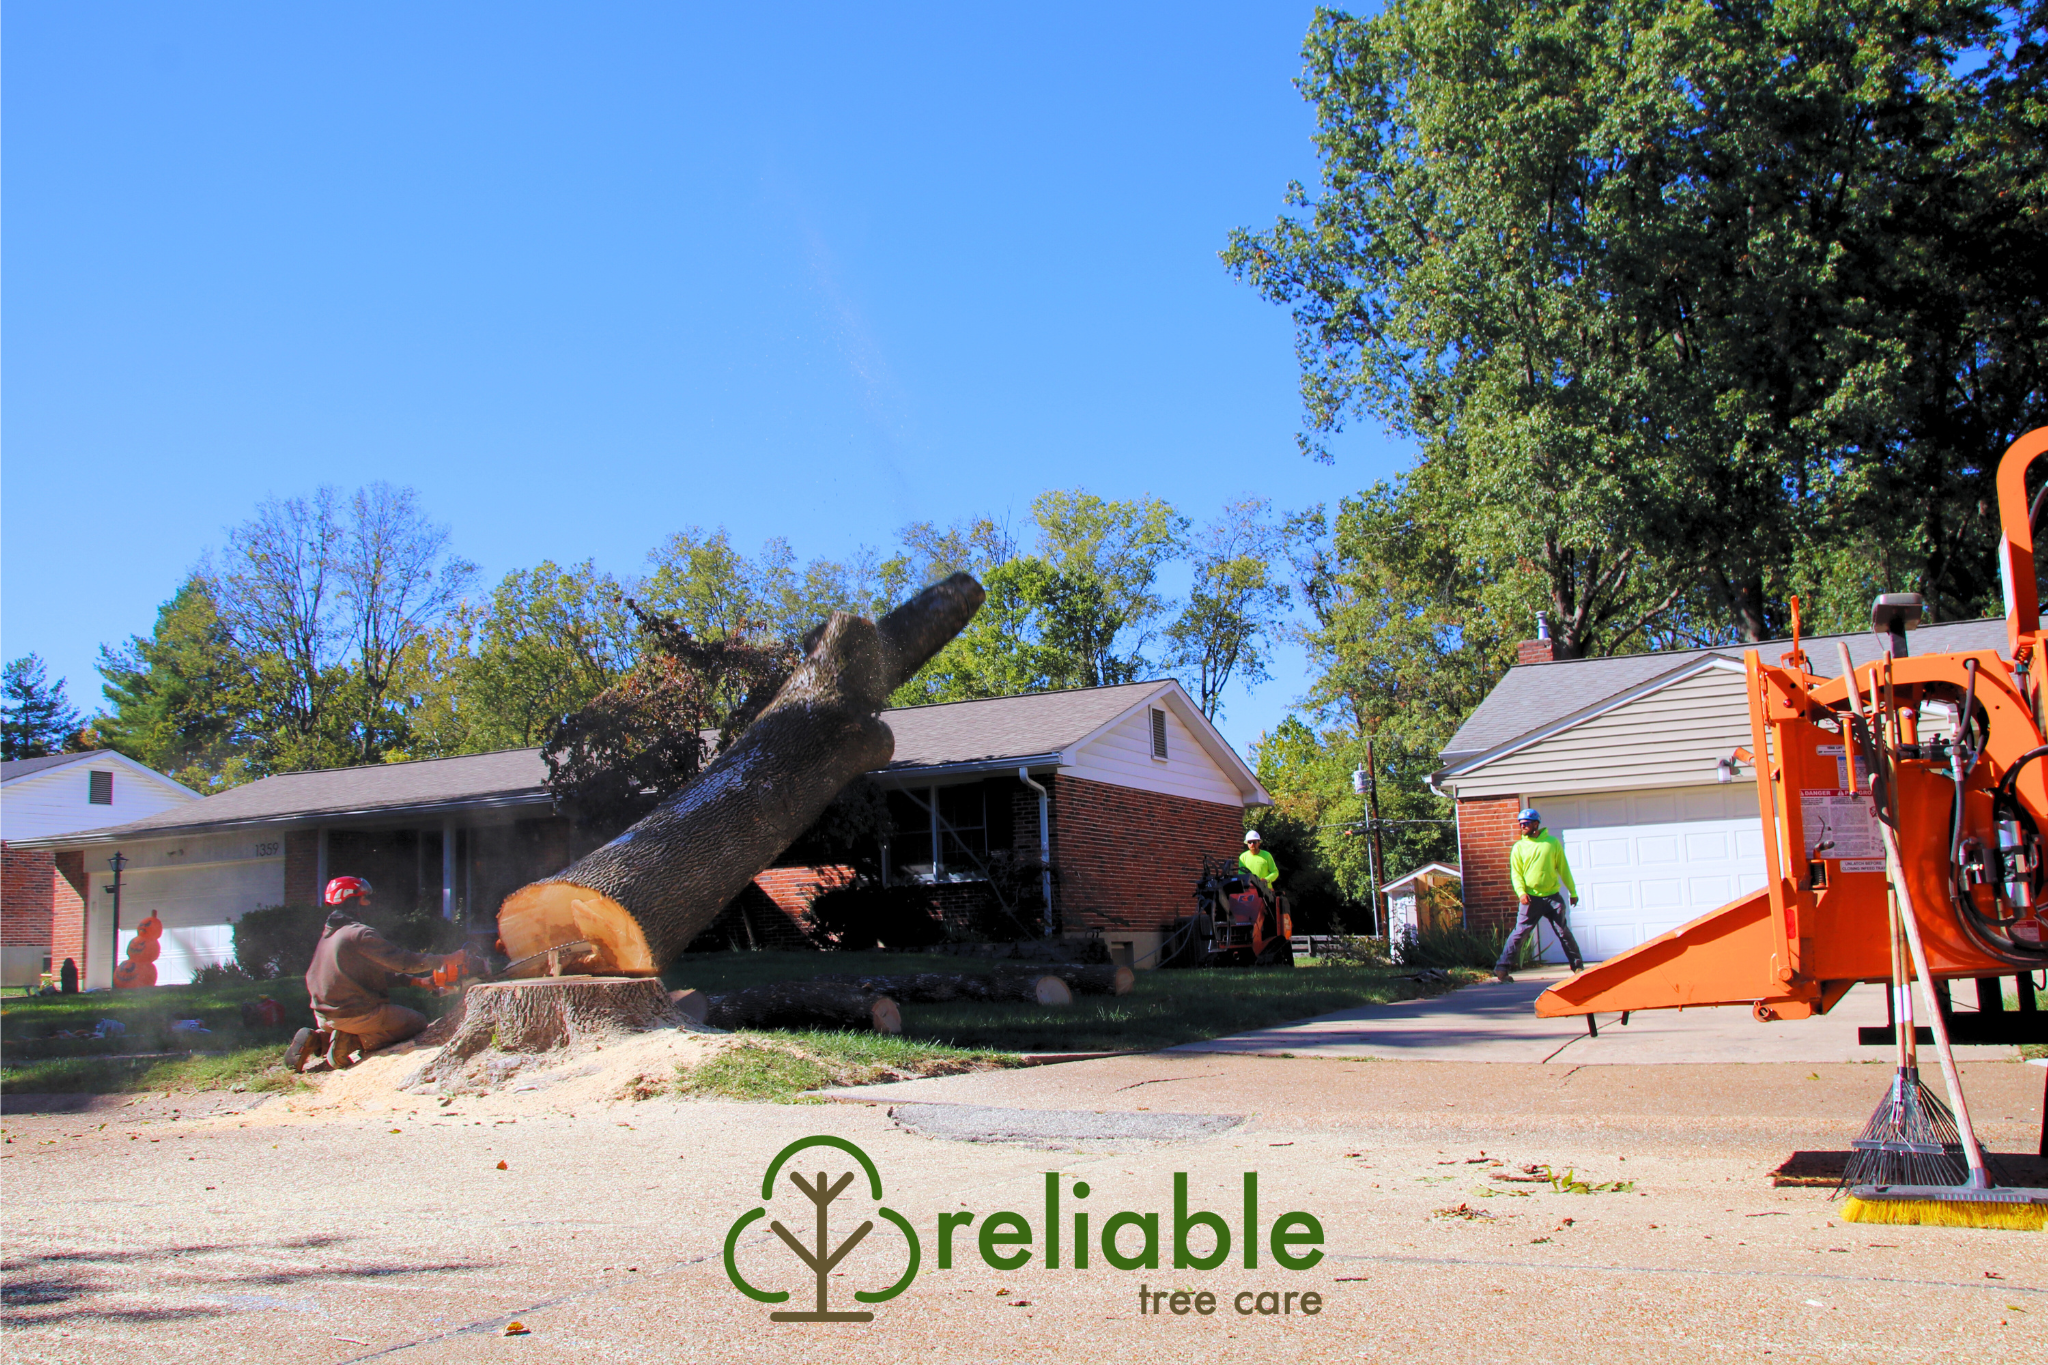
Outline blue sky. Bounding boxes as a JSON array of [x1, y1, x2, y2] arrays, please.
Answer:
[[3, 2, 1414, 757]]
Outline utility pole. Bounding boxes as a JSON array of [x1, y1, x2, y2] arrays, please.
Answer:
[[1352, 733, 1389, 943]]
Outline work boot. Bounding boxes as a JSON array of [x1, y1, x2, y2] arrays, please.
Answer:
[[326, 1030, 361, 1071], [1568, 960, 1585, 974], [1493, 969, 1514, 984], [284, 1027, 317, 1074]]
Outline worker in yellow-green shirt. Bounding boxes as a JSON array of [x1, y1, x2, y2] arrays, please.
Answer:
[[1495, 808, 1585, 982], [1238, 829, 1279, 894]]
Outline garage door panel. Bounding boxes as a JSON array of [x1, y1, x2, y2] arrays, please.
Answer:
[[90, 857, 282, 987], [1541, 784, 1767, 964], [1636, 835, 1681, 865], [1588, 882, 1637, 912], [1638, 878, 1684, 908]]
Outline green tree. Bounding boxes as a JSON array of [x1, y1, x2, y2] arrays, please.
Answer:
[[1227, 0, 2047, 651], [2, 655, 85, 760], [96, 576, 255, 790], [1029, 491, 1186, 684], [400, 560, 637, 757], [1164, 497, 1295, 719], [889, 558, 1094, 704]]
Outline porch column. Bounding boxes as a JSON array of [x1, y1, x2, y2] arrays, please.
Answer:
[[441, 820, 457, 920]]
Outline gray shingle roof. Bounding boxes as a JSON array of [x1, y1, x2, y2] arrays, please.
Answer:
[[879, 681, 1169, 772], [36, 748, 554, 844], [1441, 616, 2019, 765], [1, 752, 104, 783], [23, 681, 1203, 846]]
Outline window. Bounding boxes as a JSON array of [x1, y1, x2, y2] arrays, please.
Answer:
[[1150, 708, 1168, 760], [88, 771, 113, 805], [882, 783, 992, 883]]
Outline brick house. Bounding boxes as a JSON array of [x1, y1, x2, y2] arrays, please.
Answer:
[[16, 680, 1269, 983], [1430, 616, 2010, 963], [1, 752, 198, 987]]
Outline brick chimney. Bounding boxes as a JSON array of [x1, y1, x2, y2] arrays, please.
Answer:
[[1516, 611, 1556, 666]]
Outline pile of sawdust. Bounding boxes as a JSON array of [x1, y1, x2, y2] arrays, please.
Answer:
[[268, 1023, 734, 1122]]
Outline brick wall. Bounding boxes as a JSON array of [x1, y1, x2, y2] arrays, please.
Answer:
[[52, 851, 87, 977], [1, 845, 55, 965], [283, 830, 321, 906], [1456, 796, 1524, 931], [1049, 774, 1244, 932]]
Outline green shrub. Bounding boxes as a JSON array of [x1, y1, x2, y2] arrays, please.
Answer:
[[1395, 922, 1539, 971]]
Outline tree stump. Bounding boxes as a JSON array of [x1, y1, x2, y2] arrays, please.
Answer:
[[704, 982, 903, 1033], [411, 978, 679, 1092]]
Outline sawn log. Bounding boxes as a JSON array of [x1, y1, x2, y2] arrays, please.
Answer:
[[703, 981, 903, 1034], [495, 574, 984, 976]]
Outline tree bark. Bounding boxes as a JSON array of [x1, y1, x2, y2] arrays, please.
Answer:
[[704, 982, 903, 1033], [412, 977, 678, 1088], [495, 575, 984, 976]]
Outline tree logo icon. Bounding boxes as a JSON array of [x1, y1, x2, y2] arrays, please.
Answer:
[[723, 1135, 921, 1322]]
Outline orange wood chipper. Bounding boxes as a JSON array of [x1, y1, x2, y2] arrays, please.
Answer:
[[1537, 428, 2048, 1043]]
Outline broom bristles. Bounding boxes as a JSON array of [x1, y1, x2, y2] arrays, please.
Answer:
[[1840, 1196, 2047, 1232]]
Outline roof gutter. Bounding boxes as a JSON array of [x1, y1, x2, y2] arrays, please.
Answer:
[[1016, 767, 1054, 937], [7, 791, 556, 851], [871, 753, 1067, 785]]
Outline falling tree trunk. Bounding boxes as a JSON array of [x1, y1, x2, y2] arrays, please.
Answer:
[[704, 982, 903, 1033], [495, 575, 984, 976], [412, 978, 678, 1088]]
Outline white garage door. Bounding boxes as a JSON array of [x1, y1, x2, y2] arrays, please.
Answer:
[[1534, 785, 1769, 964], [86, 858, 284, 987]]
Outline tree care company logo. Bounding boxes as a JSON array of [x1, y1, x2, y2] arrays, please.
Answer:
[[724, 1135, 1330, 1324]]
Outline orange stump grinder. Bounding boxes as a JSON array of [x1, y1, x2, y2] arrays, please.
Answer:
[[1535, 427, 2048, 1221]]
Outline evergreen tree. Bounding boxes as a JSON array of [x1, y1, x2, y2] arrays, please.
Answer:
[[1, 655, 84, 760]]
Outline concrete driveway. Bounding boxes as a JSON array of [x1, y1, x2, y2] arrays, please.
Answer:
[[1167, 969, 2022, 1065]]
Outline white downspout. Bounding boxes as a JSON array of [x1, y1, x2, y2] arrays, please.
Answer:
[[1018, 768, 1053, 937]]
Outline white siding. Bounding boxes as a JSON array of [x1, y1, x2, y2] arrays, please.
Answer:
[[80, 832, 284, 988], [1064, 699, 1244, 805], [1450, 663, 1754, 799], [1, 758, 196, 842]]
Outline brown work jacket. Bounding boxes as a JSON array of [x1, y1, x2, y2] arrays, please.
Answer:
[[306, 918, 438, 1021]]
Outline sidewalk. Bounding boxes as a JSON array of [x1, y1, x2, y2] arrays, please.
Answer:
[[1166, 969, 2021, 1064]]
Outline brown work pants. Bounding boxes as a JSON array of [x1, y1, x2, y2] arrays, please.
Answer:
[[317, 1002, 428, 1056]]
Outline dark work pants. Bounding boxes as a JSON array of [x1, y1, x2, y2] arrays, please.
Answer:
[[1498, 892, 1584, 971]]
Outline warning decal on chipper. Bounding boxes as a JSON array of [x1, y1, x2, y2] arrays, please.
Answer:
[[1800, 789, 1884, 861]]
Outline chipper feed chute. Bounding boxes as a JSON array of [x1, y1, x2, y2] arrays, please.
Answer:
[[1537, 425, 2048, 1023]]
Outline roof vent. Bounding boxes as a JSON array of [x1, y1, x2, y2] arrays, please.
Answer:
[[88, 770, 114, 805], [1150, 708, 1169, 760]]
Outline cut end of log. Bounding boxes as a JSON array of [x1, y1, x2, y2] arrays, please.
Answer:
[[871, 997, 903, 1035], [668, 987, 709, 1025], [497, 881, 657, 977], [1033, 976, 1074, 1007], [1111, 965, 1135, 995]]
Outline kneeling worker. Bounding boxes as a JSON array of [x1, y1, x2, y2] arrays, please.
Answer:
[[286, 876, 468, 1072], [1239, 829, 1279, 896]]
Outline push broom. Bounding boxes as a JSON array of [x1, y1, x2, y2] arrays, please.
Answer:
[[1836, 644, 2046, 1231]]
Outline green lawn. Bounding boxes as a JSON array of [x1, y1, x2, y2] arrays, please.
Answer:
[[3, 952, 1467, 1096], [0, 978, 455, 1095], [665, 949, 1476, 1053]]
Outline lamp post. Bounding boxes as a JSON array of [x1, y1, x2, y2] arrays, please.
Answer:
[[104, 851, 129, 984]]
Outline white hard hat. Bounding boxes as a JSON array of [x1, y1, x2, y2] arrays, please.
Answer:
[[1244, 830, 1262, 843]]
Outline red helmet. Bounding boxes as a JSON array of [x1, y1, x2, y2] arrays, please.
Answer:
[[324, 876, 375, 906]]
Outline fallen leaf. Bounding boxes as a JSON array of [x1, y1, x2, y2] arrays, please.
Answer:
[[505, 1321, 530, 1336], [496, 1160, 508, 1170]]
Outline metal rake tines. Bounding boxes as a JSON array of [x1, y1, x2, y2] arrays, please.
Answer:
[[1839, 1069, 1969, 1192]]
